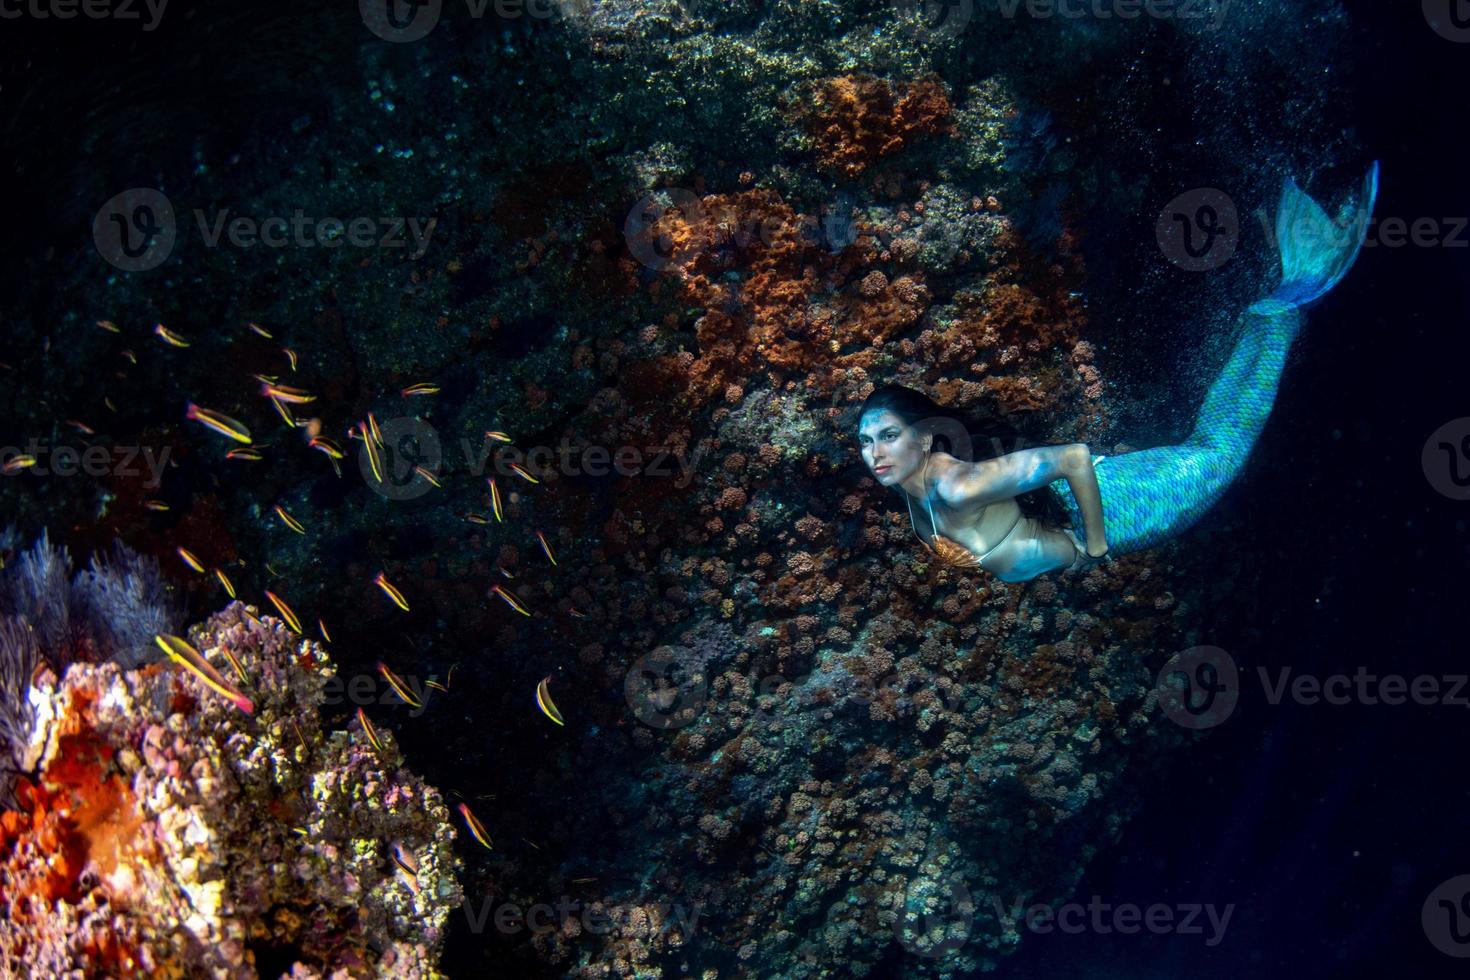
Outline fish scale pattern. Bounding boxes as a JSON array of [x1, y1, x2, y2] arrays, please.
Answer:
[[1050, 164, 1379, 557]]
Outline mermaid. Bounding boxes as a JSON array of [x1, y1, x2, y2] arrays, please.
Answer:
[[856, 164, 1380, 583]]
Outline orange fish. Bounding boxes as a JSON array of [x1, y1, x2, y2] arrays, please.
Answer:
[[153, 323, 191, 347], [457, 802, 493, 849], [186, 403, 253, 444], [283, 347, 298, 372], [373, 572, 410, 612], [376, 661, 421, 709], [274, 505, 306, 534], [215, 569, 236, 598], [535, 675, 564, 726], [507, 462, 539, 485], [65, 419, 96, 436], [96, 319, 121, 333], [264, 590, 303, 634], [1, 455, 37, 475], [490, 584, 530, 617], [401, 382, 439, 396], [176, 547, 205, 573], [413, 465, 441, 488], [248, 322, 274, 339], [154, 633, 254, 714], [318, 618, 332, 643], [461, 512, 489, 524], [488, 478, 503, 523], [485, 430, 512, 443], [225, 447, 262, 461], [357, 707, 384, 752], [260, 382, 315, 405], [535, 531, 557, 566], [309, 436, 345, 460]]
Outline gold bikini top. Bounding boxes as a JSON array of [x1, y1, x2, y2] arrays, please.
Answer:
[[905, 454, 1022, 570]]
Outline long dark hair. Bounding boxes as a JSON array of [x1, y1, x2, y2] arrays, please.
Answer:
[[856, 384, 1073, 528]]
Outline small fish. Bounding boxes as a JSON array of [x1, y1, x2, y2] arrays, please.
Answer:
[[571, 876, 598, 885], [96, 319, 120, 333], [260, 382, 315, 405], [225, 447, 263, 461], [357, 707, 384, 752], [264, 590, 303, 634], [241, 608, 263, 629], [567, 606, 587, 619], [488, 478, 503, 522], [457, 802, 493, 850], [252, 373, 279, 386], [176, 547, 206, 573], [413, 465, 441, 487], [120, 348, 138, 365], [104, 396, 117, 412], [368, 412, 384, 448], [390, 843, 420, 889], [507, 462, 540, 485], [219, 645, 248, 684], [521, 838, 541, 851], [154, 323, 191, 347], [309, 436, 345, 460], [535, 674, 565, 726], [425, 679, 448, 693], [274, 505, 306, 534], [536, 531, 557, 566], [373, 572, 410, 612], [283, 347, 298, 371], [447, 663, 458, 690], [462, 512, 488, 525], [65, 419, 96, 436], [154, 633, 254, 714], [143, 500, 170, 512], [376, 661, 421, 708], [215, 568, 237, 598], [318, 618, 332, 643], [2, 455, 37, 475], [495, 565, 514, 580], [248, 322, 273, 339], [361, 422, 384, 483], [490, 584, 530, 616], [291, 826, 309, 836], [269, 396, 297, 428], [485, 430, 513, 443], [186, 403, 253, 444], [401, 382, 440, 396]]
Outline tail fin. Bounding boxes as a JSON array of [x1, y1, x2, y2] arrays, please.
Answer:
[[1252, 161, 1380, 315]]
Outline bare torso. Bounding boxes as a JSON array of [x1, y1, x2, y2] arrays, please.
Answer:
[[916, 483, 1082, 583]]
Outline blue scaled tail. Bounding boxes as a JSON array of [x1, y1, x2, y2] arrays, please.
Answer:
[[1050, 162, 1380, 560]]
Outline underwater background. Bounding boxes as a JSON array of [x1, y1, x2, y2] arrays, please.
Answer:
[[0, 0, 1466, 976]]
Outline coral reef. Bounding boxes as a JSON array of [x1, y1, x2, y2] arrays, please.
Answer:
[[0, 601, 463, 977]]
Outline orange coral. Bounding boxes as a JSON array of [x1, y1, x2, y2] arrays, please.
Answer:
[[794, 74, 955, 179]]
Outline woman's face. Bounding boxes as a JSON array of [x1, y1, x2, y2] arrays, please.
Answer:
[[857, 409, 926, 488]]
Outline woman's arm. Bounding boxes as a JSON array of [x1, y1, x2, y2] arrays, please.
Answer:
[[937, 444, 1109, 556]]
